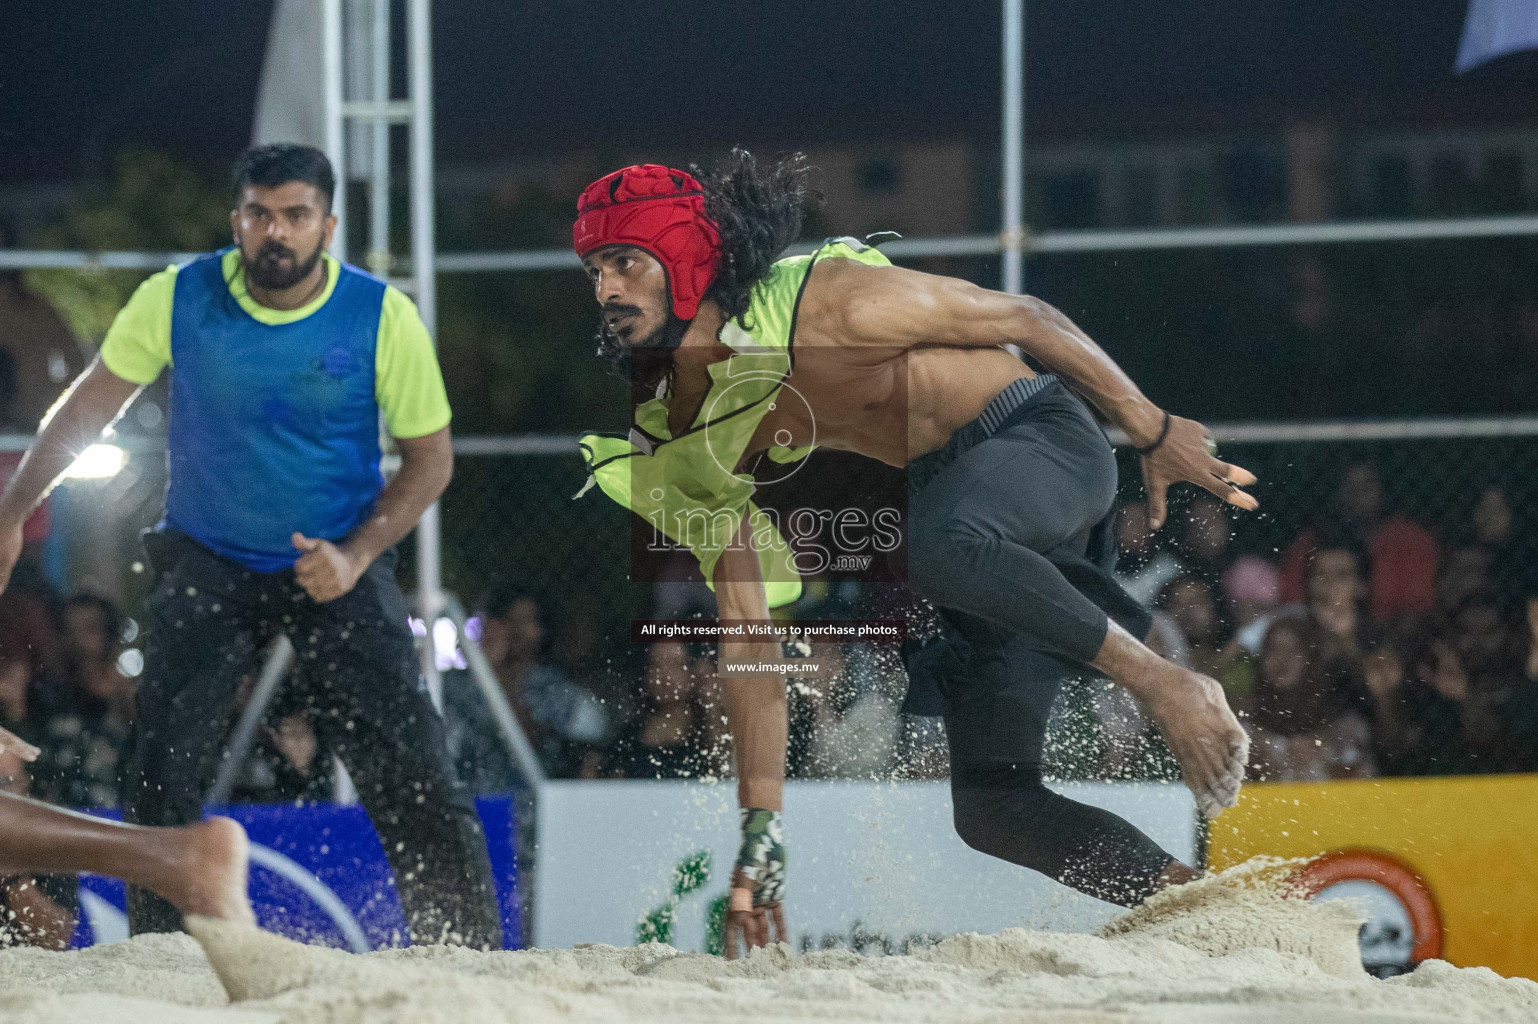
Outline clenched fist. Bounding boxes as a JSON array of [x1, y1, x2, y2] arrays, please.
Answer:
[[291, 533, 366, 602]]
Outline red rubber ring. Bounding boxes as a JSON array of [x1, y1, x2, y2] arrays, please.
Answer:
[[1294, 848, 1443, 964]]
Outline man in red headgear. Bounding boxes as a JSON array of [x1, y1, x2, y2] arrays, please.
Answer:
[[574, 164, 721, 324], [574, 150, 1258, 957], [573, 163, 733, 402]]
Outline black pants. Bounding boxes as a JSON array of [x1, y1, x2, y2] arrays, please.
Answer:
[[122, 532, 502, 947], [906, 377, 1176, 906]]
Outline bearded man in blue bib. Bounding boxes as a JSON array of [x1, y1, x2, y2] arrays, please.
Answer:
[[0, 144, 501, 948]]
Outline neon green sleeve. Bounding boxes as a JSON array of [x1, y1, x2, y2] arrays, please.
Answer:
[[376, 285, 452, 438], [98, 266, 177, 384]]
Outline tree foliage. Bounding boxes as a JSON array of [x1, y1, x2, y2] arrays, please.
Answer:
[[24, 150, 229, 342]]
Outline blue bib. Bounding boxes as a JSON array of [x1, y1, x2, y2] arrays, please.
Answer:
[[164, 249, 386, 572]]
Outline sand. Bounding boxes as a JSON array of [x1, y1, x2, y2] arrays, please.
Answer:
[[1, 860, 1535, 1024]]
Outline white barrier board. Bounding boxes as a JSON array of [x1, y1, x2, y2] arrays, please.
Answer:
[[532, 779, 1195, 951]]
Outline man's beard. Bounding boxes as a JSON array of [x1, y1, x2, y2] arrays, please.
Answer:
[[241, 236, 325, 291], [595, 306, 689, 402]]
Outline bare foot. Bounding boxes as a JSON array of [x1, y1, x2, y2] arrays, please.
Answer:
[[161, 817, 257, 925], [1138, 662, 1248, 818], [1155, 858, 1202, 891]]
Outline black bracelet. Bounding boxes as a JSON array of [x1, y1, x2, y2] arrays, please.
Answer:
[[1132, 410, 1172, 456]]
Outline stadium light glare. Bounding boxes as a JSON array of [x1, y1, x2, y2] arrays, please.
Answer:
[[433, 616, 463, 671], [65, 444, 126, 479], [408, 614, 468, 671]]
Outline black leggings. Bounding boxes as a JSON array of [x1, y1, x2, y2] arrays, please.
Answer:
[[906, 379, 1175, 907], [123, 533, 503, 947]]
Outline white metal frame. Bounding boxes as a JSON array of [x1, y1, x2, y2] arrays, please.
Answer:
[[406, 0, 443, 633], [11, 209, 1538, 275], [403, 414, 1538, 455], [322, 0, 346, 263], [1001, 0, 1024, 295], [322, 0, 445, 695], [14, 413, 1537, 464]]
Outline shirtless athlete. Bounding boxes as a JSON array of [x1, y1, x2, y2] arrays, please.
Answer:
[[572, 152, 1255, 957]]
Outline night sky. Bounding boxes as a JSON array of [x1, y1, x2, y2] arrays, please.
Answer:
[[4, 1, 1537, 185]]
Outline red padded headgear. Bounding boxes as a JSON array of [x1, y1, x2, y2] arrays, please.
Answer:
[[573, 164, 722, 321]]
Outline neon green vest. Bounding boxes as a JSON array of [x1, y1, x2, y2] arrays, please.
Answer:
[[575, 237, 893, 608]]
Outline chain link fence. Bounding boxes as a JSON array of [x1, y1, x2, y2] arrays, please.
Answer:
[[22, 421, 1538, 794], [428, 421, 1538, 787], [1045, 426, 1538, 786]]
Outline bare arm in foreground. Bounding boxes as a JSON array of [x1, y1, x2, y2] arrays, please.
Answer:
[[0, 356, 142, 592], [822, 259, 1258, 530], [292, 426, 454, 601], [714, 516, 789, 958]]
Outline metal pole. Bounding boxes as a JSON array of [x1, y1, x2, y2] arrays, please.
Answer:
[[441, 593, 544, 947], [408, 0, 443, 705], [205, 636, 296, 807], [14, 212, 1538, 274], [1001, 0, 1024, 295], [408, 0, 435, 374], [322, 0, 347, 263], [368, 0, 391, 276], [8, 410, 1536, 459], [442, 596, 547, 789]]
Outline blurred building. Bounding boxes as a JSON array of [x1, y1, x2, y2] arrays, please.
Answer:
[[1025, 123, 1538, 228], [434, 139, 980, 243], [432, 123, 1538, 250]]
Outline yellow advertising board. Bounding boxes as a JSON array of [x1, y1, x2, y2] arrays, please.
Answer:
[[1208, 773, 1538, 979]]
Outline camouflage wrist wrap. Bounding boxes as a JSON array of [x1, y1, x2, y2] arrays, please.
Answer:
[[735, 807, 786, 906]]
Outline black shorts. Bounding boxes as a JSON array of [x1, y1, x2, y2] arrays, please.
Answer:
[[123, 530, 502, 946], [904, 376, 1151, 765]]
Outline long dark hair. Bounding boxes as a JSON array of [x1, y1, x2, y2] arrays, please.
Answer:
[[692, 148, 822, 329]]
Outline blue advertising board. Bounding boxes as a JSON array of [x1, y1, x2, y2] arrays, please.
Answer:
[[71, 795, 521, 951]]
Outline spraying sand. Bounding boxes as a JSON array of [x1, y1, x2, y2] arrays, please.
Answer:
[[1, 860, 1534, 1024]]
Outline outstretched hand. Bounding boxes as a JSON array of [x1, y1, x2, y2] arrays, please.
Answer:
[[1138, 414, 1258, 530], [724, 868, 788, 960], [1138, 664, 1249, 818], [724, 807, 788, 959]]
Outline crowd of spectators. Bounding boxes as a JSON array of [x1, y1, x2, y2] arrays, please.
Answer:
[[2, 468, 1531, 804], [442, 461, 1525, 787], [1112, 463, 1538, 782], [442, 578, 609, 785], [0, 573, 142, 946], [436, 572, 953, 789], [0, 581, 139, 810], [5, 470, 1519, 805], [443, 462, 1537, 793], [0, 566, 373, 815]]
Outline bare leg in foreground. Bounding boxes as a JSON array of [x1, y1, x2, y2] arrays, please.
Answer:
[[1101, 618, 1240, 894], [0, 791, 255, 925], [1092, 618, 1250, 821]]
